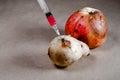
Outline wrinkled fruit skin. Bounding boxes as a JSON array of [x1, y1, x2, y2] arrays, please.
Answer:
[[48, 35, 90, 68], [65, 7, 108, 48]]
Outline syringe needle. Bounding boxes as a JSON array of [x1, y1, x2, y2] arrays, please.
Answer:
[[37, 0, 60, 36]]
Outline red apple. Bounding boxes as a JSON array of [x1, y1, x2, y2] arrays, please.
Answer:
[[65, 7, 108, 48]]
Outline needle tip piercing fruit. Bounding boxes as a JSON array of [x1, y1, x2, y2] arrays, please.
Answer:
[[65, 7, 108, 48]]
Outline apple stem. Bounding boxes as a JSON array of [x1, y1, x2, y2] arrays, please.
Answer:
[[89, 11, 98, 15]]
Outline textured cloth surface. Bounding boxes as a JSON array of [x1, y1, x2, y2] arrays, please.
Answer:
[[0, 0, 120, 80]]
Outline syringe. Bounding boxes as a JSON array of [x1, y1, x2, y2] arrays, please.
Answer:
[[37, 0, 60, 36]]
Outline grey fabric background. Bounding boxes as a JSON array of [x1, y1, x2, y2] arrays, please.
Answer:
[[0, 0, 120, 80]]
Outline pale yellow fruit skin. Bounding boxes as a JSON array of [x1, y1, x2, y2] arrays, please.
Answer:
[[48, 35, 90, 67]]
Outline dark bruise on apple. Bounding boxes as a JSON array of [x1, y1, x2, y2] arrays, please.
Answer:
[[65, 7, 108, 48]]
